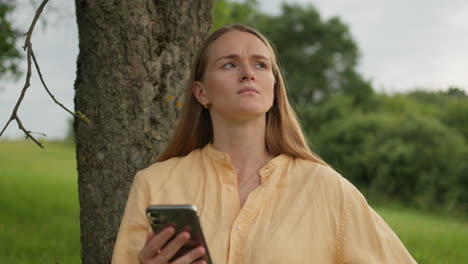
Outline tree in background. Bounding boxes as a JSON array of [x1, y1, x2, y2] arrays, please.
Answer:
[[212, 0, 259, 31], [256, 4, 373, 105], [74, 1, 212, 263], [0, 0, 21, 81]]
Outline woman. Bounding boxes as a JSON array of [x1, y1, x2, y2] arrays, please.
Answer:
[[112, 24, 417, 264]]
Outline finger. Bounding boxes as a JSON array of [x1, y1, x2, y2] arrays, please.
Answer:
[[171, 246, 206, 264], [138, 232, 156, 264], [144, 232, 155, 246], [139, 227, 176, 261], [156, 231, 191, 262]]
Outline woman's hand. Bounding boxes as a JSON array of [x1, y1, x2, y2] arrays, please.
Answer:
[[138, 227, 207, 264]]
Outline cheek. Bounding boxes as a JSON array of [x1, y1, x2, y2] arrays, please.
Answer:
[[203, 73, 229, 98], [262, 74, 276, 99], [268, 86, 275, 106]]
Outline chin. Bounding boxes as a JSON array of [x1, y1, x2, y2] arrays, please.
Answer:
[[233, 107, 269, 120], [215, 103, 272, 122]]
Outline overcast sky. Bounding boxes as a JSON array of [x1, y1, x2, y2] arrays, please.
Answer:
[[1, 0, 467, 140]]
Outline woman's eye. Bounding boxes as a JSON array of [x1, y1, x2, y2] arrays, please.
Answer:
[[222, 62, 236, 69], [256, 62, 267, 68]]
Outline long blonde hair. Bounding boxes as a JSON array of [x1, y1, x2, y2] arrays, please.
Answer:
[[157, 24, 327, 165]]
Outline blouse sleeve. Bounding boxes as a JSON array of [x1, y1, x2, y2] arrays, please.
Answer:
[[112, 172, 151, 264], [337, 177, 418, 264]]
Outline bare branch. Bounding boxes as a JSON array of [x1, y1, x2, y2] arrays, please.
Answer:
[[0, 0, 49, 147], [1, 0, 90, 146], [32, 48, 91, 123], [16, 113, 44, 148], [31, 49, 80, 118], [0, 119, 13, 137], [23, 0, 49, 50], [0, 41, 43, 147]]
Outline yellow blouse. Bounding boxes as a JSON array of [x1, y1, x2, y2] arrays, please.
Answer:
[[112, 144, 417, 264]]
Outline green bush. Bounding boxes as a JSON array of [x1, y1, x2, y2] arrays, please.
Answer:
[[303, 103, 468, 214], [440, 98, 468, 141], [407, 89, 468, 141]]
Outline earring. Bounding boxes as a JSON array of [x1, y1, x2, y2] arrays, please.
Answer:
[[203, 103, 208, 109]]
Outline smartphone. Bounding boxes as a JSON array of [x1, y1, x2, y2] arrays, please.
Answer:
[[146, 204, 212, 264]]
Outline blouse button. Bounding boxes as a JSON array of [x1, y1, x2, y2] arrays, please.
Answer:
[[236, 225, 242, 231], [227, 185, 235, 191]]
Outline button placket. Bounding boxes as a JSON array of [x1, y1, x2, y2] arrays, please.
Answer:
[[225, 155, 285, 263], [220, 160, 238, 193], [236, 223, 249, 233]]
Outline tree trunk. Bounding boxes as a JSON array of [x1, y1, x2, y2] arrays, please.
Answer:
[[73, 1, 212, 263]]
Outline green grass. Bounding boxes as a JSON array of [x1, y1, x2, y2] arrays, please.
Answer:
[[0, 140, 80, 264], [1, 140, 467, 263], [375, 206, 468, 264]]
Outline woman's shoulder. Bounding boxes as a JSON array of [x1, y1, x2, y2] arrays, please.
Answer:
[[291, 157, 343, 182], [136, 148, 204, 181], [290, 157, 362, 194], [289, 157, 366, 206]]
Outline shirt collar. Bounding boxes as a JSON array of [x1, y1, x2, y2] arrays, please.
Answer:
[[201, 143, 290, 180], [202, 143, 231, 163]]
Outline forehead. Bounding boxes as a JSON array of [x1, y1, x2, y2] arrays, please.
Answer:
[[207, 30, 271, 60]]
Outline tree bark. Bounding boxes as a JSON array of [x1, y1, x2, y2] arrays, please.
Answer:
[[74, 1, 212, 263]]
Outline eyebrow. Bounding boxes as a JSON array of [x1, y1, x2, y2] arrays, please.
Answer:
[[215, 54, 270, 62]]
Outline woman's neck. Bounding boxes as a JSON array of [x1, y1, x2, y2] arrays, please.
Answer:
[[211, 114, 272, 179]]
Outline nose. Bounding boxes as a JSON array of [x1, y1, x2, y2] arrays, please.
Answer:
[[242, 75, 255, 81], [240, 66, 255, 82]]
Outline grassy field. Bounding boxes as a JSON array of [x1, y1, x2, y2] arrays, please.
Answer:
[[0, 140, 80, 264], [376, 206, 468, 263], [1, 140, 467, 263]]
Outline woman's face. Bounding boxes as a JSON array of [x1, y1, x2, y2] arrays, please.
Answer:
[[194, 30, 275, 122]]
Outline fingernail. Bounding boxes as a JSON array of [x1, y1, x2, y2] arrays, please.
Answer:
[[199, 246, 206, 254]]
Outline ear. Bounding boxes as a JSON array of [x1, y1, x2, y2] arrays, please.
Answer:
[[192, 81, 210, 106]]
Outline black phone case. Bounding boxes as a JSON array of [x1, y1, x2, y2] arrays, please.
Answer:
[[146, 205, 213, 264]]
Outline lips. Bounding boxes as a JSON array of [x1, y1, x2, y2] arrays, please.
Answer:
[[237, 87, 259, 94]]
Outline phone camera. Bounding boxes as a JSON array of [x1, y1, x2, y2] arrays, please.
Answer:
[[150, 213, 167, 225]]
